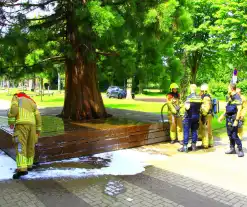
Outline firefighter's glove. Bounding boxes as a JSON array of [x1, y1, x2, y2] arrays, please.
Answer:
[[238, 120, 244, 128], [175, 105, 180, 111], [218, 115, 224, 123], [36, 130, 41, 138], [185, 103, 190, 110], [233, 120, 238, 127]]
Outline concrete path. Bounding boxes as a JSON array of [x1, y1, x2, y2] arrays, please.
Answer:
[[1, 104, 247, 207], [0, 106, 167, 123], [1, 141, 247, 207]]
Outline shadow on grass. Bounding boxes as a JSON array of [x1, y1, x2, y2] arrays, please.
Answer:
[[105, 103, 139, 109], [141, 92, 164, 96]]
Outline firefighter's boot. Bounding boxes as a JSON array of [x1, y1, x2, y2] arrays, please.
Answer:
[[225, 147, 236, 154], [191, 143, 197, 151], [238, 149, 244, 157], [178, 145, 188, 153], [13, 171, 28, 179]]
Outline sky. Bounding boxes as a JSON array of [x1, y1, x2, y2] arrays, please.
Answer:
[[1, 0, 55, 34], [4, 0, 54, 19]]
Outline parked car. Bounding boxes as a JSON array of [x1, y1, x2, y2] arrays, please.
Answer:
[[106, 86, 127, 99]]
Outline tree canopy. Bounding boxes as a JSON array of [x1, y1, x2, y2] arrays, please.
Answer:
[[0, 0, 246, 119]]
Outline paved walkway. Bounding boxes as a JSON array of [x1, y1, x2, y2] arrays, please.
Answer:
[[1, 140, 247, 207], [0, 106, 166, 123], [1, 105, 247, 206]]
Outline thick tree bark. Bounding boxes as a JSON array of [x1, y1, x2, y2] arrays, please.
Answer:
[[62, 58, 108, 120], [179, 54, 191, 101], [190, 51, 202, 84], [191, 66, 197, 84], [61, 3, 107, 121], [139, 80, 144, 94]]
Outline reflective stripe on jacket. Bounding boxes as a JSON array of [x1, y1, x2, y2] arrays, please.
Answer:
[[8, 93, 42, 131]]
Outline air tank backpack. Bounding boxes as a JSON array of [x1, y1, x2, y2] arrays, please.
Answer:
[[212, 98, 219, 115]]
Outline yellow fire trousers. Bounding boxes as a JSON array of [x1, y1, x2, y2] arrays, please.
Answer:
[[199, 114, 213, 148], [168, 115, 183, 141], [13, 125, 37, 172]]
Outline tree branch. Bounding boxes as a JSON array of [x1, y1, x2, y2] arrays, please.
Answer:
[[2, 0, 56, 8], [0, 56, 65, 71], [101, 0, 126, 6], [96, 51, 119, 56]]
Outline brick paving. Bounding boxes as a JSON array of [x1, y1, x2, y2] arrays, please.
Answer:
[[0, 164, 247, 207], [0, 107, 247, 206], [58, 177, 182, 207], [0, 181, 46, 207]]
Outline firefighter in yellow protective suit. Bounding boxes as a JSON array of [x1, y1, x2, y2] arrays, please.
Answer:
[[199, 84, 213, 148], [8, 92, 42, 179], [167, 83, 183, 144], [236, 88, 247, 140]]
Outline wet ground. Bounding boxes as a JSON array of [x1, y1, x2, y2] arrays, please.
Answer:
[[1, 103, 247, 206], [1, 138, 247, 207]]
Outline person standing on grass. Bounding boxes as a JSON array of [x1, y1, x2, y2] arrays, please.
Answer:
[[8, 91, 42, 179]]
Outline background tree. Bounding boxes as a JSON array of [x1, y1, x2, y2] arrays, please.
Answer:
[[0, 0, 192, 120]]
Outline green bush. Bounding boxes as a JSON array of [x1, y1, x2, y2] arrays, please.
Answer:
[[237, 80, 247, 94], [208, 80, 247, 99], [209, 81, 228, 98]]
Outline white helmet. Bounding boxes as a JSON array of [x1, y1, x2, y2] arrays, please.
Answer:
[[201, 84, 208, 91]]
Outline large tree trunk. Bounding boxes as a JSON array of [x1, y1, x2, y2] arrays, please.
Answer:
[[191, 66, 197, 84], [61, 4, 107, 121], [180, 55, 191, 101], [62, 59, 108, 120], [190, 51, 202, 84]]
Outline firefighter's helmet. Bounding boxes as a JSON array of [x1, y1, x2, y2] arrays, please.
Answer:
[[170, 83, 179, 90], [201, 84, 208, 91]]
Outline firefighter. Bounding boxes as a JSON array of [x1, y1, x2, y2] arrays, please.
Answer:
[[236, 88, 247, 140], [167, 83, 183, 144], [178, 84, 202, 152], [218, 84, 244, 157], [8, 91, 42, 179], [199, 84, 213, 148]]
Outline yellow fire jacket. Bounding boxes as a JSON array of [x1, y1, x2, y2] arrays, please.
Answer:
[[8, 93, 42, 131]]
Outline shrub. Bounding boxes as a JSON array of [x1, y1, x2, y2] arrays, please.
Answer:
[[208, 81, 228, 98], [237, 80, 247, 94]]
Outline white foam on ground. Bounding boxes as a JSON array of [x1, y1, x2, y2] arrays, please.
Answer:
[[0, 151, 16, 180], [0, 100, 10, 110], [0, 149, 168, 180]]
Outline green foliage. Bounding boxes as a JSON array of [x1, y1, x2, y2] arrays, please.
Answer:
[[4, 0, 247, 100], [209, 80, 228, 98], [144, 0, 179, 32], [237, 81, 247, 95], [87, 1, 124, 37]]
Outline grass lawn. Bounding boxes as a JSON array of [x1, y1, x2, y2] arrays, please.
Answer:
[[0, 90, 238, 132], [103, 97, 165, 113], [0, 92, 64, 107]]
